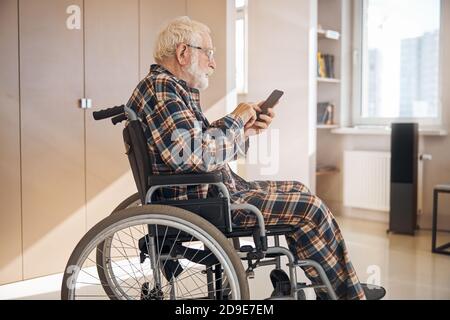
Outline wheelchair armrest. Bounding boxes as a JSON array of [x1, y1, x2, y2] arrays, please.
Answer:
[[148, 171, 224, 187]]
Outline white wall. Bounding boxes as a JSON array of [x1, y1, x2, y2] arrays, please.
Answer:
[[240, 0, 317, 187], [188, 0, 235, 121]]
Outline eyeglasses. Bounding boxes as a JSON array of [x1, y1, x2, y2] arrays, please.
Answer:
[[186, 44, 215, 61]]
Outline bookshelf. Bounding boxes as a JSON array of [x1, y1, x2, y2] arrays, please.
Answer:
[[317, 124, 339, 130], [316, 166, 340, 176], [315, 0, 350, 184], [317, 28, 341, 40], [317, 77, 341, 84]]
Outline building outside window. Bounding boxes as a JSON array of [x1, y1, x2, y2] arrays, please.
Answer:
[[354, 0, 442, 126]]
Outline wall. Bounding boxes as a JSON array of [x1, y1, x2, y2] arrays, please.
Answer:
[[240, 0, 317, 187], [0, 0, 232, 285], [188, 0, 236, 121], [420, 0, 450, 229], [140, 0, 234, 120], [0, 0, 22, 284]]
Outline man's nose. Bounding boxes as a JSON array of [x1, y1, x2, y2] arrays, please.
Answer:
[[209, 57, 216, 70]]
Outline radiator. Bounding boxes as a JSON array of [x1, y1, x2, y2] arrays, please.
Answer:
[[343, 151, 391, 211]]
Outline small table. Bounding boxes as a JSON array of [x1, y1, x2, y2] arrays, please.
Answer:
[[432, 184, 450, 255]]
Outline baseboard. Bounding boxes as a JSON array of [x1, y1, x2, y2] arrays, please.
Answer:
[[340, 206, 389, 223], [418, 214, 450, 231], [0, 272, 63, 300], [325, 199, 450, 231]]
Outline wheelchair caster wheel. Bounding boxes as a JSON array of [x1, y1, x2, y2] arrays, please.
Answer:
[[267, 289, 306, 300], [140, 282, 164, 300], [361, 283, 386, 300], [268, 269, 307, 300]]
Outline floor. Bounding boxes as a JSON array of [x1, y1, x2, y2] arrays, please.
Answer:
[[1, 216, 449, 300]]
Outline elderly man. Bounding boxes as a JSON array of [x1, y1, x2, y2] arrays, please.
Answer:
[[126, 16, 368, 300]]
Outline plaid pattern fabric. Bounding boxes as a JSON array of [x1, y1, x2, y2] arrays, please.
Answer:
[[230, 180, 365, 300], [127, 64, 365, 300], [126, 64, 248, 200]]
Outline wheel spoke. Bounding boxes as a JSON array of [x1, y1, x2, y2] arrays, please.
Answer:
[[64, 213, 245, 300]]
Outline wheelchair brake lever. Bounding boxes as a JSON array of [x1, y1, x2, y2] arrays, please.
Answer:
[[245, 259, 258, 279]]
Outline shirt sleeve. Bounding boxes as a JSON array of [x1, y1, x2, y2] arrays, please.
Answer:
[[144, 82, 246, 173], [210, 117, 250, 161]]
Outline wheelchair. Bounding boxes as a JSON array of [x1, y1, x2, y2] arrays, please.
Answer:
[[60, 105, 341, 300]]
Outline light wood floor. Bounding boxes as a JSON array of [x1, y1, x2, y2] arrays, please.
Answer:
[[1, 216, 449, 300]]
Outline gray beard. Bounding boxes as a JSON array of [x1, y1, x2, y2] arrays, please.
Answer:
[[186, 55, 209, 90]]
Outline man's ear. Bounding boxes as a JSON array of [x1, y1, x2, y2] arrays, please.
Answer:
[[176, 43, 189, 66]]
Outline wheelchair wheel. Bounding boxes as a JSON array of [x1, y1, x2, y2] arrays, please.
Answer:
[[95, 192, 141, 299], [61, 205, 249, 300]]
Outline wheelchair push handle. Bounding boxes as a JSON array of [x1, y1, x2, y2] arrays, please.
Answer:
[[92, 105, 125, 121], [111, 114, 127, 125]]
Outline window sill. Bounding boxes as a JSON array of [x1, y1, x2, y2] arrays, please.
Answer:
[[331, 126, 448, 137]]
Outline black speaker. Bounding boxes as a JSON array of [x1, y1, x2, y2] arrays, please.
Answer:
[[389, 123, 418, 235]]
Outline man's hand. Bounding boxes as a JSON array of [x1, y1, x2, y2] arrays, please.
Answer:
[[244, 101, 276, 137], [231, 102, 257, 128]]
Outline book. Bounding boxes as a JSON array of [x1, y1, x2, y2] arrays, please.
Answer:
[[317, 52, 327, 78], [325, 54, 331, 78], [317, 53, 335, 79], [330, 55, 335, 78], [317, 102, 335, 125]]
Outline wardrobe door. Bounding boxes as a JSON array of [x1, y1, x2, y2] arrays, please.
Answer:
[[139, 0, 187, 77], [84, 0, 139, 228], [20, 0, 85, 279], [0, 0, 22, 285]]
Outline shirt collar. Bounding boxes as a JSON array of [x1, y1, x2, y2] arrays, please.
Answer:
[[150, 64, 200, 95]]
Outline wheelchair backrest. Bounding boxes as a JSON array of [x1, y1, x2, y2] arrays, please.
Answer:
[[123, 120, 152, 204]]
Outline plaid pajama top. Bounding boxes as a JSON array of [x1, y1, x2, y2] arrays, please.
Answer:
[[126, 64, 252, 201]]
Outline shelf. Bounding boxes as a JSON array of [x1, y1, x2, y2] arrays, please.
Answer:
[[317, 124, 339, 129], [331, 127, 448, 137], [317, 77, 340, 83], [317, 29, 340, 40], [316, 166, 340, 176]]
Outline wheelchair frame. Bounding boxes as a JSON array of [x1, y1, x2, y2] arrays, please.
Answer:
[[63, 104, 339, 300], [125, 104, 338, 300]]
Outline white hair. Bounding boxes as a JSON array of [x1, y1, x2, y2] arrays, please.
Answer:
[[154, 16, 211, 64]]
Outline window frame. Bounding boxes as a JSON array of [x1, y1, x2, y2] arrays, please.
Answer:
[[352, 0, 444, 128], [236, 0, 248, 95]]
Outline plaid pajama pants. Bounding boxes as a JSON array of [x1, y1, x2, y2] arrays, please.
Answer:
[[230, 180, 366, 300]]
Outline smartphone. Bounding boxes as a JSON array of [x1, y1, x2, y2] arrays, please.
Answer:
[[257, 90, 284, 119]]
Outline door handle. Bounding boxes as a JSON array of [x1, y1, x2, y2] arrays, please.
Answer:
[[80, 98, 92, 109]]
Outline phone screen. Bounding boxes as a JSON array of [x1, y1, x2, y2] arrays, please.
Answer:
[[258, 90, 284, 118]]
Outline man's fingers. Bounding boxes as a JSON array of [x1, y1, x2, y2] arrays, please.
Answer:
[[267, 108, 276, 118], [254, 121, 268, 130], [245, 113, 257, 128], [258, 114, 272, 123]]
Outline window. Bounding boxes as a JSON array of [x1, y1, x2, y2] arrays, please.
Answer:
[[235, 0, 248, 94], [353, 0, 442, 126]]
